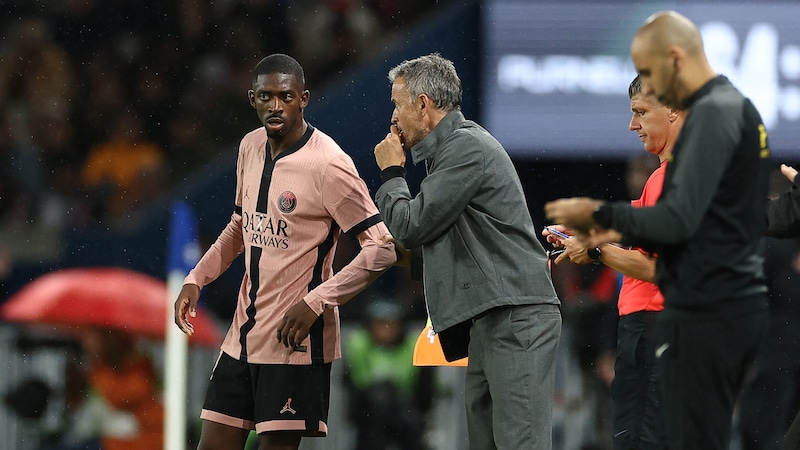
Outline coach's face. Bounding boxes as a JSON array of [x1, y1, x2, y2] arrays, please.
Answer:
[[390, 76, 428, 149]]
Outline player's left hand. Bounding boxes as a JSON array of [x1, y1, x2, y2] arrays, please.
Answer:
[[276, 301, 318, 351]]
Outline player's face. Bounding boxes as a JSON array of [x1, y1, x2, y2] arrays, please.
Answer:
[[249, 73, 309, 139], [629, 93, 673, 157], [631, 37, 681, 110], [390, 76, 426, 149]]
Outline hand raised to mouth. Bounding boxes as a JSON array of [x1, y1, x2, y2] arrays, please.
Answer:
[[374, 123, 407, 170]]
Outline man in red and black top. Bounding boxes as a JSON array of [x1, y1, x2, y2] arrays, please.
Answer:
[[546, 74, 683, 450]]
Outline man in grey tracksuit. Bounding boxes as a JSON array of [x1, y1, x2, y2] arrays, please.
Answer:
[[372, 53, 562, 450]]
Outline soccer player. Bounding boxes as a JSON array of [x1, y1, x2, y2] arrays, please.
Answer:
[[174, 53, 398, 450]]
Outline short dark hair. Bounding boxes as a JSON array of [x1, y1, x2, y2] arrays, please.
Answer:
[[628, 75, 642, 99], [252, 54, 305, 87]]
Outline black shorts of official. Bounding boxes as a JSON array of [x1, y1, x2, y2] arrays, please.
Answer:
[[611, 311, 665, 450], [200, 351, 331, 436]]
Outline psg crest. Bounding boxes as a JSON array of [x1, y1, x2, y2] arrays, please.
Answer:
[[278, 191, 297, 213]]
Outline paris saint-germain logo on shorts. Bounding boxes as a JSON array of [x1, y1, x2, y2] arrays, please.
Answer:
[[278, 191, 297, 213]]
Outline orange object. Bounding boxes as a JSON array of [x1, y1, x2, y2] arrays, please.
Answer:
[[90, 353, 164, 450], [412, 319, 468, 367]]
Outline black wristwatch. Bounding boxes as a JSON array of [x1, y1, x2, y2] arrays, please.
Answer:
[[587, 246, 602, 263]]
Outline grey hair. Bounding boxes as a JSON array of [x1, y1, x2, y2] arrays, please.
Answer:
[[388, 53, 462, 111]]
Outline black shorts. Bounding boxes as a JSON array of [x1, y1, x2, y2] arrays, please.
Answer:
[[200, 351, 331, 436]]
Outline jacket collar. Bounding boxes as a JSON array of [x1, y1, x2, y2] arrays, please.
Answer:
[[682, 75, 728, 109], [410, 110, 465, 165]]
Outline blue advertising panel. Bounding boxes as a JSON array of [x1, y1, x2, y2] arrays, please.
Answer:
[[482, 1, 800, 158]]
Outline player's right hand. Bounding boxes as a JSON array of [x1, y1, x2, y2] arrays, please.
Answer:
[[174, 283, 201, 336]]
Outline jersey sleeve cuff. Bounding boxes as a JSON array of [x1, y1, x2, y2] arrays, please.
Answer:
[[593, 202, 613, 228], [303, 292, 328, 316], [183, 272, 203, 289], [380, 166, 405, 183]]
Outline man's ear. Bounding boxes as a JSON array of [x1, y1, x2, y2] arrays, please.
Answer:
[[668, 45, 685, 71], [668, 109, 680, 122], [248, 90, 256, 108], [418, 93, 428, 115]]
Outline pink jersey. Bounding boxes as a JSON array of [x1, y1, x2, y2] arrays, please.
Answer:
[[186, 124, 395, 364]]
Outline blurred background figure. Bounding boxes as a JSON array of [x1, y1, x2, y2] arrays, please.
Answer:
[[2, 329, 165, 450], [549, 256, 618, 450], [344, 298, 434, 450], [290, 0, 382, 84], [79, 328, 164, 450], [37, 356, 103, 450], [625, 152, 661, 202], [79, 109, 167, 223], [548, 152, 663, 450], [737, 168, 800, 450]]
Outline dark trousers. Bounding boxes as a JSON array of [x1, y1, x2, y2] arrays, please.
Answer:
[[350, 381, 426, 450], [783, 407, 800, 450], [612, 311, 665, 450], [654, 309, 768, 450], [739, 313, 800, 450]]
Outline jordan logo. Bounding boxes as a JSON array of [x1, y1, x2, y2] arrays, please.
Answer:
[[280, 398, 297, 415]]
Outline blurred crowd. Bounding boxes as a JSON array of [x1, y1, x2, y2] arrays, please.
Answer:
[[0, 0, 447, 234], [6, 3, 796, 450], [0, 3, 652, 447]]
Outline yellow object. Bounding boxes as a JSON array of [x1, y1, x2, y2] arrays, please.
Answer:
[[412, 318, 468, 367]]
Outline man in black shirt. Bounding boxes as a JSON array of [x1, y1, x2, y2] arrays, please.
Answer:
[[767, 163, 800, 238], [545, 11, 772, 450], [764, 162, 800, 450]]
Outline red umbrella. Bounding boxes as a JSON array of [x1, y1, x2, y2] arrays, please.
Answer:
[[0, 267, 222, 347]]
